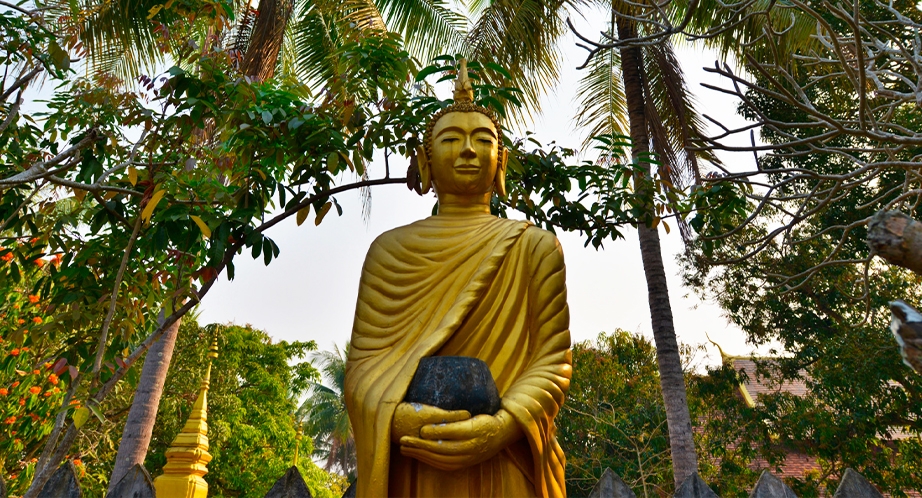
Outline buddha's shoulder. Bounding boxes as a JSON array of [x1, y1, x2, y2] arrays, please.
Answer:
[[522, 223, 561, 245], [521, 224, 564, 259], [367, 218, 435, 247]]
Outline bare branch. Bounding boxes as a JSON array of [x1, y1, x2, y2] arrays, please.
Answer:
[[92, 214, 144, 378]]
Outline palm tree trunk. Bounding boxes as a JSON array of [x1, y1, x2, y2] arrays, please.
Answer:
[[240, 0, 295, 81], [106, 318, 181, 493], [616, 16, 698, 487]]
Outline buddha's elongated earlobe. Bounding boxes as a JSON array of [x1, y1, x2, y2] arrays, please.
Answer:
[[494, 148, 508, 198], [418, 146, 432, 195]]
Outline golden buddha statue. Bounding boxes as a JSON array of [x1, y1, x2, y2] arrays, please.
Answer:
[[345, 60, 571, 498]]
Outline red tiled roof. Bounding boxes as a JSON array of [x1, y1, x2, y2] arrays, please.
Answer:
[[730, 358, 808, 407], [750, 451, 820, 479]]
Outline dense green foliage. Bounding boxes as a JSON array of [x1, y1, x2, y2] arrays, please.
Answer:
[[145, 322, 345, 498], [558, 331, 673, 497]]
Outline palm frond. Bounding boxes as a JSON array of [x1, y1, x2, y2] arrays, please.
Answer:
[[574, 31, 627, 148], [641, 39, 719, 189], [228, 5, 259, 65], [74, 0, 166, 82], [375, 0, 468, 61], [466, 0, 570, 123], [341, 0, 387, 31], [299, 342, 354, 477], [641, 39, 721, 241], [289, 1, 343, 89]]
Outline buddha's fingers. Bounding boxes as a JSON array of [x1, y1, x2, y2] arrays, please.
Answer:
[[399, 435, 476, 455], [399, 445, 475, 471], [430, 409, 472, 424], [399, 403, 471, 424], [419, 417, 482, 440]]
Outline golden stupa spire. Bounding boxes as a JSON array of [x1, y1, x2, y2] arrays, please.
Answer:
[[454, 58, 474, 103], [153, 337, 219, 498]]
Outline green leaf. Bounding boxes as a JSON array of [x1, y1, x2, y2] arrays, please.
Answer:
[[353, 149, 365, 176], [87, 402, 105, 423], [296, 205, 310, 226], [314, 202, 332, 226], [485, 62, 512, 80], [263, 238, 273, 265], [327, 152, 339, 173], [73, 407, 90, 428], [415, 64, 442, 82], [47, 41, 70, 72]]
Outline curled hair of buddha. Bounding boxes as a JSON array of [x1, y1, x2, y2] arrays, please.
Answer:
[[423, 59, 505, 161]]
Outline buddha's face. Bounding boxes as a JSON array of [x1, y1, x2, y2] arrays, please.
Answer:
[[429, 111, 500, 196]]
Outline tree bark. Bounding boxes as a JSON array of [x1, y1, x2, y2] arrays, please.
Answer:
[[106, 318, 181, 493], [616, 16, 699, 487], [867, 210, 922, 276], [240, 0, 295, 81]]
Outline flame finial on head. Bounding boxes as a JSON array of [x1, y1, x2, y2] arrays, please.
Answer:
[[454, 58, 474, 103]]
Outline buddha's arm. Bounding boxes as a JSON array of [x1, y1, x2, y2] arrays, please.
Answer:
[[500, 229, 571, 430]]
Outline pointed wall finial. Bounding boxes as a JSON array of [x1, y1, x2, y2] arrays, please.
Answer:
[[264, 467, 313, 498], [750, 471, 797, 498], [36, 461, 80, 498], [833, 468, 884, 498], [704, 333, 728, 364], [453, 58, 474, 104], [674, 472, 718, 498], [588, 468, 636, 498], [152, 338, 218, 498]]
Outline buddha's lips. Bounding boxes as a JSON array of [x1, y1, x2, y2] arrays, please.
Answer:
[[454, 164, 481, 173]]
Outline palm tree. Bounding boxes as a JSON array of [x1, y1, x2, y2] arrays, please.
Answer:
[[298, 343, 355, 480], [576, 10, 711, 484], [286, 0, 576, 122], [573, 0, 823, 484]]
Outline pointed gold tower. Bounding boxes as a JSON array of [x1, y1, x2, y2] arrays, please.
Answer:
[[153, 338, 219, 498]]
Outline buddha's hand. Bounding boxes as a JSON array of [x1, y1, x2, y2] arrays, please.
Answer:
[[399, 408, 523, 471], [391, 402, 471, 443]]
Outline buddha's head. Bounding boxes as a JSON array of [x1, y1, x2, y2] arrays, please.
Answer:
[[418, 60, 508, 199]]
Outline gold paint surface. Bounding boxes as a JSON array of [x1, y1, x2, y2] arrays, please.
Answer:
[[345, 93, 571, 497], [153, 361, 214, 498]]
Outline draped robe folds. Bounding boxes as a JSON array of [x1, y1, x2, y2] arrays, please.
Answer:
[[345, 214, 571, 498]]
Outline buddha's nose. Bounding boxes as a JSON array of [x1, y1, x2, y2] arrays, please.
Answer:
[[460, 137, 477, 158]]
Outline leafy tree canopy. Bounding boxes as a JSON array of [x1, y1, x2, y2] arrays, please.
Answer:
[[145, 322, 345, 498], [558, 330, 675, 497]]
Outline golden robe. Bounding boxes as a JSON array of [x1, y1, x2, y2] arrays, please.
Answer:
[[345, 214, 571, 498]]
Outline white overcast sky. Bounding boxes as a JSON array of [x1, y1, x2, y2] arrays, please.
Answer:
[[194, 11, 769, 368]]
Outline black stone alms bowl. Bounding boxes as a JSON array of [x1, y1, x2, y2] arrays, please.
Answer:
[[404, 356, 501, 416]]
